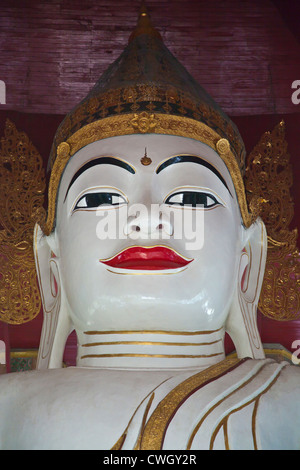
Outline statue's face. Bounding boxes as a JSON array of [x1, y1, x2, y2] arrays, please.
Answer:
[[54, 134, 243, 332]]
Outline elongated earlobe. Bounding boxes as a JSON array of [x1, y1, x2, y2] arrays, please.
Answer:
[[33, 223, 72, 369], [226, 219, 267, 359]]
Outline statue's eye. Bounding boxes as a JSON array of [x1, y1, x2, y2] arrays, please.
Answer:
[[165, 191, 219, 208], [74, 192, 127, 209]]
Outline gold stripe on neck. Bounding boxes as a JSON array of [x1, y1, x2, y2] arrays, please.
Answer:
[[81, 339, 222, 347], [80, 352, 224, 359], [83, 328, 223, 336]]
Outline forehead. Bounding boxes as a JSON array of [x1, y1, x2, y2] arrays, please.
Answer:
[[59, 134, 234, 189]]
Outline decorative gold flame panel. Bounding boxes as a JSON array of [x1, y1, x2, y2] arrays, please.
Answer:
[[245, 121, 300, 321], [0, 120, 45, 324]]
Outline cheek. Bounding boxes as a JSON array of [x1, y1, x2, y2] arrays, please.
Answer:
[[57, 207, 125, 253], [185, 206, 241, 291], [184, 205, 240, 254], [56, 210, 98, 289], [56, 207, 130, 291]]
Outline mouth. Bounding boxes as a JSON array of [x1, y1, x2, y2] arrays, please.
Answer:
[[100, 246, 193, 271]]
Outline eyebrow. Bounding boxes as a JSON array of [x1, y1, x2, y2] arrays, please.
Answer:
[[156, 155, 232, 196], [64, 156, 135, 201]]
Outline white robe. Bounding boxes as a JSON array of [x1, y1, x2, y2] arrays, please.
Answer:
[[0, 356, 299, 450]]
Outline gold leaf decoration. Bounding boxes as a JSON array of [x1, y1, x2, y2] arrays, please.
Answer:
[[245, 121, 300, 321], [131, 112, 158, 133], [0, 120, 46, 324]]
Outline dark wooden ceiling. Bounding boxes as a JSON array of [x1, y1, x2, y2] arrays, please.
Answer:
[[0, 0, 300, 117]]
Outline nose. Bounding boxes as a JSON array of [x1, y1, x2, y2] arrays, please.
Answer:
[[123, 203, 173, 239]]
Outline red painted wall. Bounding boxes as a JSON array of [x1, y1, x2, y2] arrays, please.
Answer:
[[0, 0, 300, 116]]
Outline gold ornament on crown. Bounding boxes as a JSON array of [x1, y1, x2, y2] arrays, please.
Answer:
[[0, 120, 46, 324], [245, 121, 300, 321]]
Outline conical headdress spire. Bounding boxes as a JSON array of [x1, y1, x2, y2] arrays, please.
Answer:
[[129, 2, 162, 43]]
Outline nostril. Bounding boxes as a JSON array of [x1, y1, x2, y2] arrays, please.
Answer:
[[158, 223, 163, 230], [133, 225, 141, 232]]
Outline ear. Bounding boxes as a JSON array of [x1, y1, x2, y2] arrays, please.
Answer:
[[33, 223, 72, 369], [225, 218, 267, 359]]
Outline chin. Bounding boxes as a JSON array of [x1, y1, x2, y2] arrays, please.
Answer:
[[66, 290, 228, 333]]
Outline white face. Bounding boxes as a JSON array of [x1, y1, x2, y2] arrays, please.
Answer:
[[54, 134, 243, 333]]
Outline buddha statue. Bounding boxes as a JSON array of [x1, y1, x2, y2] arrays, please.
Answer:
[[0, 5, 299, 450]]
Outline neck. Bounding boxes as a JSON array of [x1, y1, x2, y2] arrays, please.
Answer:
[[75, 327, 225, 370]]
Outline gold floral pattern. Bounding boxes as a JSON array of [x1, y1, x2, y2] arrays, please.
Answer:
[[131, 112, 158, 133], [48, 84, 246, 175], [0, 120, 45, 324], [245, 121, 300, 321]]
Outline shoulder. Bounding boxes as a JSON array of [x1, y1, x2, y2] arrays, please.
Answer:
[[155, 357, 300, 450], [255, 361, 300, 449]]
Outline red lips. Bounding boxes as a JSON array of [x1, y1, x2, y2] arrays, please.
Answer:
[[100, 246, 193, 270]]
